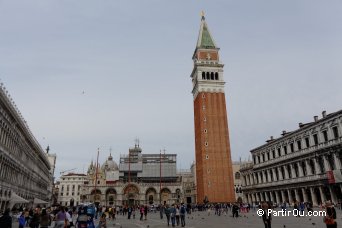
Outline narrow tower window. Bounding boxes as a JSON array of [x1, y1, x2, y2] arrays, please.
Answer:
[[210, 72, 214, 80], [215, 72, 219, 80], [206, 72, 210, 80], [202, 72, 205, 80]]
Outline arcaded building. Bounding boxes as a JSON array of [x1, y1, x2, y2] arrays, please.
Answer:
[[241, 110, 342, 206], [0, 82, 52, 210], [80, 144, 183, 207], [190, 14, 235, 203]]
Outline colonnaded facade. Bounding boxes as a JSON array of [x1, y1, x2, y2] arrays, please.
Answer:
[[79, 144, 185, 207], [241, 110, 342, 206], [0, 82, 52, 211]]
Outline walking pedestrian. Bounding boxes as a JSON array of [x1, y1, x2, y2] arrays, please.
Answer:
[[164, 205, 171, 226], [180, 203, 186, 227], [169, 204, 176, 227], [324, 201, 337, 228], [175, 205, 180, 226], [139, 206, 144, 221], [261, 202, 272, 228]]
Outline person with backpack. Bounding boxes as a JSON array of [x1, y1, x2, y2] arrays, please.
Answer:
[[39, 209, 51, 228], [164, 205, 171, 226], [180, 203, 186, 227]]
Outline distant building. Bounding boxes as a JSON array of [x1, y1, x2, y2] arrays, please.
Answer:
[[241, 110, 342, 206], [178, 163, 197, 204], [232, 161, 245, 202], [56, 173, 87, 207], [0, 82, 51, 210], [80, 144, 183, 207]]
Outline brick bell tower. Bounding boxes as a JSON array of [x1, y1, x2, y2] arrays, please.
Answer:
[[191, 13, 235, 203]]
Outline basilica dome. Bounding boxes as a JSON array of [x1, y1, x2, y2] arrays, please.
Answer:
[[101, 154, 119, 171]]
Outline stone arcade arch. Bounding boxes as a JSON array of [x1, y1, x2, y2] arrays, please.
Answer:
[[123, 184, 140, 206], [106, 188, 117, 206], [145, 187, 157, 205], [160, 188, 171, 205]]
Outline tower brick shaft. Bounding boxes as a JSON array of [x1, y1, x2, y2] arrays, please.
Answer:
[[191, 14, 235, 203]]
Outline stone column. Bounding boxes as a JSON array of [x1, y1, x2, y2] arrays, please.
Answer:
[[291, 164, 296, 179], [329, 186, 338, 204], [323, 155, 331, 172], [263, 171, 267, 183], [275, 191, 280, 204], [298, 162, 304, 177], [333, 153, 342, 170], [265, 192, 269, 202], [306, 160, 313, 175], [310, 187, 318, 206], [258, 172, 262, 183], [284, 166, 289, 179], [287, 189, 293, 205], [294, 189, 300, 202], [302, 188, 308, 203], [281, 190, 286, 203], [272, 168, 277, 181], [314, 158, 321, 174], [256, 192, 260, 202], [277, 167, 283, 180], [267, 170, 272, 182], [270, 191, 275, 203], [319, 186, 327, 203]]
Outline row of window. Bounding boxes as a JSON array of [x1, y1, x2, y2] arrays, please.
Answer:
[[60, 192, 80, 196], [253, 126, 340, 165], [245, 154, 340, 186], [61, 184, 82, 192], [201, 72, 219, 80]]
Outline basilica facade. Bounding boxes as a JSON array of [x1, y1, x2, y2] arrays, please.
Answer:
[[79, 144, 184, 207]]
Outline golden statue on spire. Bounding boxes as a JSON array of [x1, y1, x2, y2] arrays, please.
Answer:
[[201, 11, 205, 20]]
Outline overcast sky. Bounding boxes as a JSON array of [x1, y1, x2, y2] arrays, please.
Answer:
[[1, 1, 341, 178]]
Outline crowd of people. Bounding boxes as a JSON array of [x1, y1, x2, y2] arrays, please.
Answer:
[[0, 200, 339, 228]]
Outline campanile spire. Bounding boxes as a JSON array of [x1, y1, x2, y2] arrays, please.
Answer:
[[191, 14, 235, 203]]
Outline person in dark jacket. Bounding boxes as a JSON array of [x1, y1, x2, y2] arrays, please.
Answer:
[[261, 202, 272, 228], [324, 201, 337, 228], [0, 208, 12, 228], [39, 209, 51, 228], [29, 208, 40, 228]]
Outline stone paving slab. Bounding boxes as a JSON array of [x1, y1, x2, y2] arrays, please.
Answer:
[[11, 209, 342, 228]]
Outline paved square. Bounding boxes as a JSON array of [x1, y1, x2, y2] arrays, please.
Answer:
[[11, 208, 341, 228]]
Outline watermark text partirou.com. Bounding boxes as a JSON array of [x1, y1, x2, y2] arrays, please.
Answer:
[[257, 209, 326, 217]]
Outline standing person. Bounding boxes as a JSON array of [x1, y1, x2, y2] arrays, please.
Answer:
[[65, 209, 73, 228], [144, 205, 148, 220], [0, 208, 12, 228], [29, 208, 40, 228], [164, 205, 171, 226], [39, 209, 51, 228], [180, 203, 186, 227], [324, 201, 337, 228], [261, 202, 272, 228], [232, 204, 239, 218], [175, 205, 180, 226], [18, 211, 26, 228], [54, 206, 66, 228], [170, 204, 176, 227], [159, 204, 164, 219], [139, 206, 144, 221], [98, 213, 107, 228], [127, 206, 132, 219]]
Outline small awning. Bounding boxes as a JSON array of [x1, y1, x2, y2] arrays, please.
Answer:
[[10, 192, 29, 204], [33, 198, 49, 205]]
